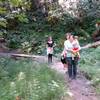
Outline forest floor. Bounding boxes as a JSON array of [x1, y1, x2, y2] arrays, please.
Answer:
[[0, 47, 100, 100]]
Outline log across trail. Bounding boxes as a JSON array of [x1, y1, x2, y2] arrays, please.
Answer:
[[0, 52, 41, 58], [0, 41, 100, 58]]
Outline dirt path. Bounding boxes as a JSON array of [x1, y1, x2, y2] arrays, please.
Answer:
[[51, 59, 99, 100]]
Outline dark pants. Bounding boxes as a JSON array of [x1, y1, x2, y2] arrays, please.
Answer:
[[66, 57, 78, 79], [48, 54, 52, 63]]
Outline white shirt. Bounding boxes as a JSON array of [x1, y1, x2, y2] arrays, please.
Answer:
[[64, 40, 73, 57]]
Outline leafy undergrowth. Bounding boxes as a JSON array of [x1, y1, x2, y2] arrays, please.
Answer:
[[0, 58, 66, 100], [80, 47, 100, 94]]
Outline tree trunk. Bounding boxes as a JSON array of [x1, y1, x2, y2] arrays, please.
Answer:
[[81, 41, 100, 49], [30, 0, 40, 11]]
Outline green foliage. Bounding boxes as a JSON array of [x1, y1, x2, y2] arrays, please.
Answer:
[[5, 15, 99, 54], [0, 0, 100, 54], [16, 13, 29, 23], [0, 58, 65, 100], [80, 47, 100, 93], [9, 0, 24, 7], [0, 20, 7, 28], [0, 7, 7, 14]]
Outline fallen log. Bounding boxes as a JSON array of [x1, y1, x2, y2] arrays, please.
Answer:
[[0, 41, 100, 58], [81, 41, 100, 49], [0, 52, 41, 58]]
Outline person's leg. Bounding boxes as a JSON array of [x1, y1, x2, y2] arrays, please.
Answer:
[[48, 54, 52, 63], [62, 58, 67, 69], [66, 57, 72, 78], [64, 58, 68, 68], [72, 57, 78, 79], [48, 54, 50, 63], [50, 54, 52, 63]]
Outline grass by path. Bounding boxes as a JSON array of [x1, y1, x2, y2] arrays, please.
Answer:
[[79, 47, 100, 94], [0, 57, 66, 100]]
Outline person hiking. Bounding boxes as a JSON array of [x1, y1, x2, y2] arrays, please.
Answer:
[[64, 34, 81, 80], [46, 36, 54, 64], [61, 33, 71, 70]]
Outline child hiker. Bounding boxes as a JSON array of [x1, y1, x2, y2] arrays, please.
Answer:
[[46, 36, 54, 64], [72, 36, 81, 60]]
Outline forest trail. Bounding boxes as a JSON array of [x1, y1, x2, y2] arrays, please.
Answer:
[[0, 52, 100, 100], [50, 58, 99, 100]]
